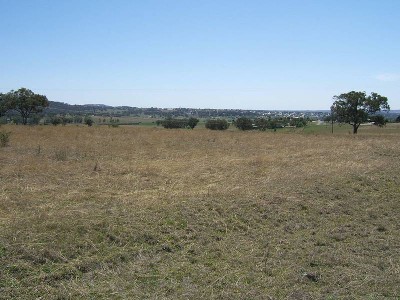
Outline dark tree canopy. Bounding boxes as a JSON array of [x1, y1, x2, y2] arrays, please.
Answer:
[[205, 119, 229, 130], [161, 118, 189, 129], [235, 117, 253, 130], [331, 91, 390, 134], [0, 93, 7, 116], [84, 116, 94, 127], [4, 88, 49, 125], [369, 115, 387, 127], [161, 117, 200, 129], [187, 117, 199, 129]]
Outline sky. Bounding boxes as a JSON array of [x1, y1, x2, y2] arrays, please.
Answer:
[[1, 0, 399, 110]]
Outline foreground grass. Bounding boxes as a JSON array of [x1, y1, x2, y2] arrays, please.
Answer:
[[0, 125, 399, 299]]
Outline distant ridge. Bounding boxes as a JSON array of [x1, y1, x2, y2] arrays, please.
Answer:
[[46, 100, 332, 113], [45, 101, 113, 114], [45, 100, 399, 119]]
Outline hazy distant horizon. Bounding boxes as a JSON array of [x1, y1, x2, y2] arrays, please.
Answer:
[[50, 99, 400, 113]]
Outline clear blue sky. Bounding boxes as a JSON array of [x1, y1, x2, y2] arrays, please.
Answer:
[[1, 0, 399, 110]]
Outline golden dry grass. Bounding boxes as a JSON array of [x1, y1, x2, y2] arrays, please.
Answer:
[[1, 124, 399, 299]]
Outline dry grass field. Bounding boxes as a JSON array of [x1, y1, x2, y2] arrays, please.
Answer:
[[0, 124, 399, 299]]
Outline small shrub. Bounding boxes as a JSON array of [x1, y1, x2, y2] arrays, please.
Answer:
[[0, 131, 11, 147], [289, 117, 308, 128], [235, 117, 254, 130], [29, 114, 42, 125], [187, 117, 199, 129], [61, 116, 72, 126], [205, 119, 229, 130], [51, 117, 62, 126], [84, 116, 94, 127], [254, 118, 268, 131], [73, 116, 83, 123], [369, 115, 386, 127], [161, 118, 188, 129]]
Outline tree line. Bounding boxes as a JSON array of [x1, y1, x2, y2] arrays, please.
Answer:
[[156, 91, 392, 134], [234, 117, 308, 130], [1, 88, 394, 134], [0, 88, 97, 126], [157, 116, 308, 131]]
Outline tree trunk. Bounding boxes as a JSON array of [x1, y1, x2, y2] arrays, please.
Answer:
[[353, 124, 359, 134], [22, 114, 29, 125], [18, 109, 29, 125]]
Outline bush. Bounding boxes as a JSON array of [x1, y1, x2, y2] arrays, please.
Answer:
[[61, 116, 72, 125], [235, 117, 254, 130], [187, 117, 199, 129], [253, 118, 268, 131], [29, 114, 42, 125], [84, 116, 94, 127], [73, 116, 83, 123], [370, 115, 386, 127], [0, 131, 11, 147], [51, 117, 62, 126], [161, 118, 188, 129], [11, 116, 23, 125], [205, 119, 229, 130], [253, 118, 285, 130], [289, 117, 307, 128]]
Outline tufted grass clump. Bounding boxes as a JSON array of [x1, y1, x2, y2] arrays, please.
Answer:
[[0, 130, 11, 147], [54, 148, 68, 161]]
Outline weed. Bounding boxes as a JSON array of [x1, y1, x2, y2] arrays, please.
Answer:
[[54, 148, 68, 161], [0, 130, 11, 147]]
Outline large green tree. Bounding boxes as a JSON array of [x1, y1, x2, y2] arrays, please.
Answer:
[[331, 91, 390, 134], [4, 88, 49, 125]]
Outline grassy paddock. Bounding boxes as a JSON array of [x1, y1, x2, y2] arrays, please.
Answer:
[[0, 125, 399, 299]]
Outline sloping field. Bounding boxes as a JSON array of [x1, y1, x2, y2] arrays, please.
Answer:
[[0, 125, 399, 299]]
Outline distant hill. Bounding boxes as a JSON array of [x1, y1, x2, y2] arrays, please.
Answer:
[[45, 101, 113, 114], [45, 100, 399, 120]]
